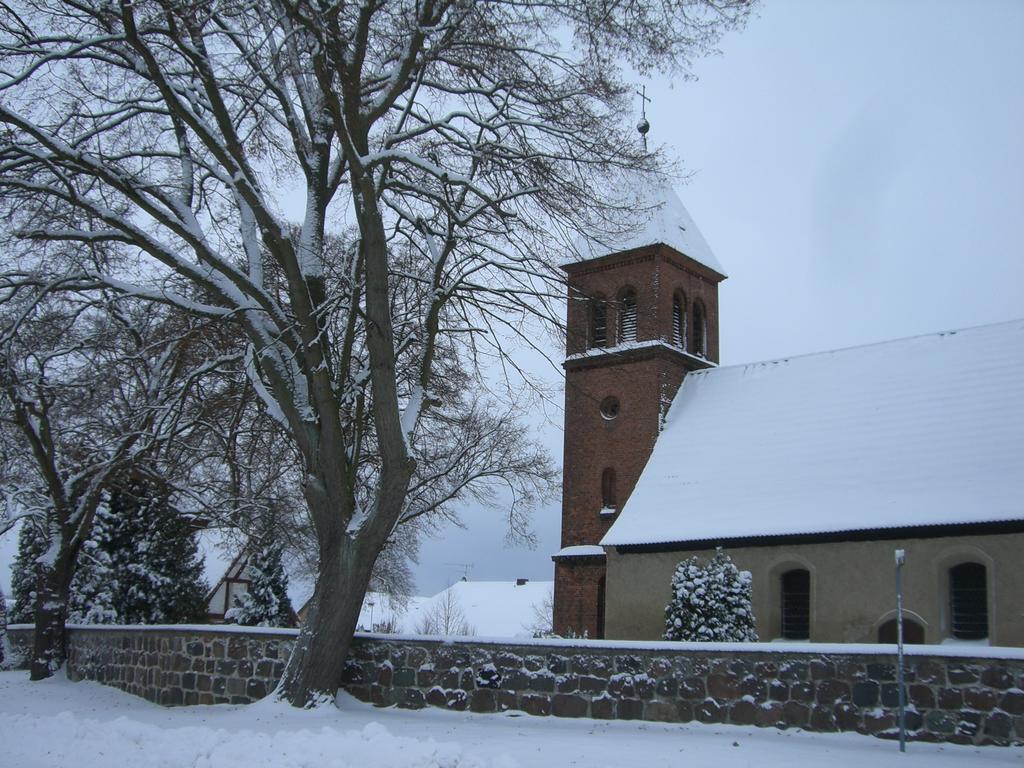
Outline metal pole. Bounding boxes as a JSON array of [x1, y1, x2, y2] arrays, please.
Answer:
[[895, 549, 907, 753]]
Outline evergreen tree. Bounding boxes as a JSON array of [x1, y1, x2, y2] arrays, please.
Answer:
[[69, 479, 207, 625], [9, 521, 48, 625], [68, 499, 119, 625], [663, 548, 758, 642], [226, 534, 293, 628], [0, 584, 6, 666]]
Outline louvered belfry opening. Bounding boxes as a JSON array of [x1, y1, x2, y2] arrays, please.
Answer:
[[619, 289, 637, 343], [591, 298, 607, 348], [781, 569, 811, 640], [672, 292, 686, 349], [950, 562, 988, 639], [692, 300, 706, 357]]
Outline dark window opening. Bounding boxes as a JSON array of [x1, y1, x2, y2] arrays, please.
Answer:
[[601, 468, 616, 509], [600, 396, 620, 420], [692, 301, 707, 357], [597, 575, 606, 640], [619, 289, 637, 344], [672, 293, 687, 349], [591, 299, 607, 348], [781, 569, 810, 640], [950, 562, 988, 639], [877, 616, 925, 644]]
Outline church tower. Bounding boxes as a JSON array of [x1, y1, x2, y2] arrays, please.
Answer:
[[552, 181, 726, 638]]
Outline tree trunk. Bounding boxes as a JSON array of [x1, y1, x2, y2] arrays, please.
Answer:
[[29, 558, 73, 680], [276, 537, 376, 706]]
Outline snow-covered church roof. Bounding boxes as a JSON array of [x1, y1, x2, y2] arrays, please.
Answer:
[[567, 176, 726, 277], [602, 319, 1024, 548]]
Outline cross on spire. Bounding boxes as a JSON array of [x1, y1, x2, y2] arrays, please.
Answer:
[[636, 85, 651, 152]]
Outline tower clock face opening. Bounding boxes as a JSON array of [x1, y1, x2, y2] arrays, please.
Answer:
[[600, 396, 621, 420]]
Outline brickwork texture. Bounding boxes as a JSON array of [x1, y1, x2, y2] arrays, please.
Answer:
[[555, 245, 724, 637]]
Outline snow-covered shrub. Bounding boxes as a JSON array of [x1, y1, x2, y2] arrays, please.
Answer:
[[225, 536, 294, 628], [69, 480, 207, 625], [663, 548, 757, 642]]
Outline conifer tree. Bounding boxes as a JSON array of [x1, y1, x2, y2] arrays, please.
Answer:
[[9, 521, 48, 625], [0, 584, 7, 666], [69, 479, 207, 625], [663, 548, 758, 642], [226, 533, 294, 628]]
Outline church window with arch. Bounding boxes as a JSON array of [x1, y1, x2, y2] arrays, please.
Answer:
[[619, 288, 638, 344], [601, 468, 617, 511], [949, 562, 988, 640], [780, 568, 811, 640]]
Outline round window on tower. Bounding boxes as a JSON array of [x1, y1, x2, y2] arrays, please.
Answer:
[[600, 396, 620, 420]]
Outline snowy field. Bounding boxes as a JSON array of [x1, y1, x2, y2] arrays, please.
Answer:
[[1, 671, 1021, 768]]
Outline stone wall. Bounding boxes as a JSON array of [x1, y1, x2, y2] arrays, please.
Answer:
[[5, 626, 1024, 746], [4, 625, 295, 706]]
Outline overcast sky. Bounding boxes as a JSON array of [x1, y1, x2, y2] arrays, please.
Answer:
[[2, 1, 1021, 602], [412, 0, 1024, 596]]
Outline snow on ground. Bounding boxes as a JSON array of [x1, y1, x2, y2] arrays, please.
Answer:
[[2, 671, 1021, 768]]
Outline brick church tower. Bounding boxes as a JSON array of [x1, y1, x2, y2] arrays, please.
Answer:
[[552, 182, 726, 638]]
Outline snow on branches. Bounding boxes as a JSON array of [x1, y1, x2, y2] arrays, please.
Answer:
[[0, 0, 752, 702], [663, 548, 758, 643]]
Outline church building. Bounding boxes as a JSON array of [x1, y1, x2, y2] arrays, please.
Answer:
[[553, 181, 1024, 646]]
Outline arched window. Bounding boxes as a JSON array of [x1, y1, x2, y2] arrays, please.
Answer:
[[672, 292, 687, 349], [590, 297, 607, 348], [692, 300, 707, 357], [950, 562, 988, 639], [601, 468, 616, 510], [878, 616, 925, 644], [780, 569, 810, 640], [619, 289, 637, 344]]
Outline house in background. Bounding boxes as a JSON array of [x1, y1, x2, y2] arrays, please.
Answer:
[[200, 531, 552, 638], [198, 532, 313, 625], [553, 179, 1024, 646], [353, 579, 552, 637], [405, 579, 553, 638], [202, 545, 248, 623]]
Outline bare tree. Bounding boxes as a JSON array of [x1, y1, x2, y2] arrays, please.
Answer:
[[527, 586, 555, 638], [0, 285, 231, 678], [0, 0, 751, 703], [415, 587, 474, 637]]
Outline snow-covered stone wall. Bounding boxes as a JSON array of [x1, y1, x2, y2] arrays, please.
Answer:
[[5, 626, 1023, 746], [4, 624, 296, 705]]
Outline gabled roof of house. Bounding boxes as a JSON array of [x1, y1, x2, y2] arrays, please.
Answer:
[[602, 319, 1024, 548], [567, 176, 726, 277], [357, 580, 553, 637]]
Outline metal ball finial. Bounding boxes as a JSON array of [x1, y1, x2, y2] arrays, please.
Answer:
[[636, 85, 652, 151]]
